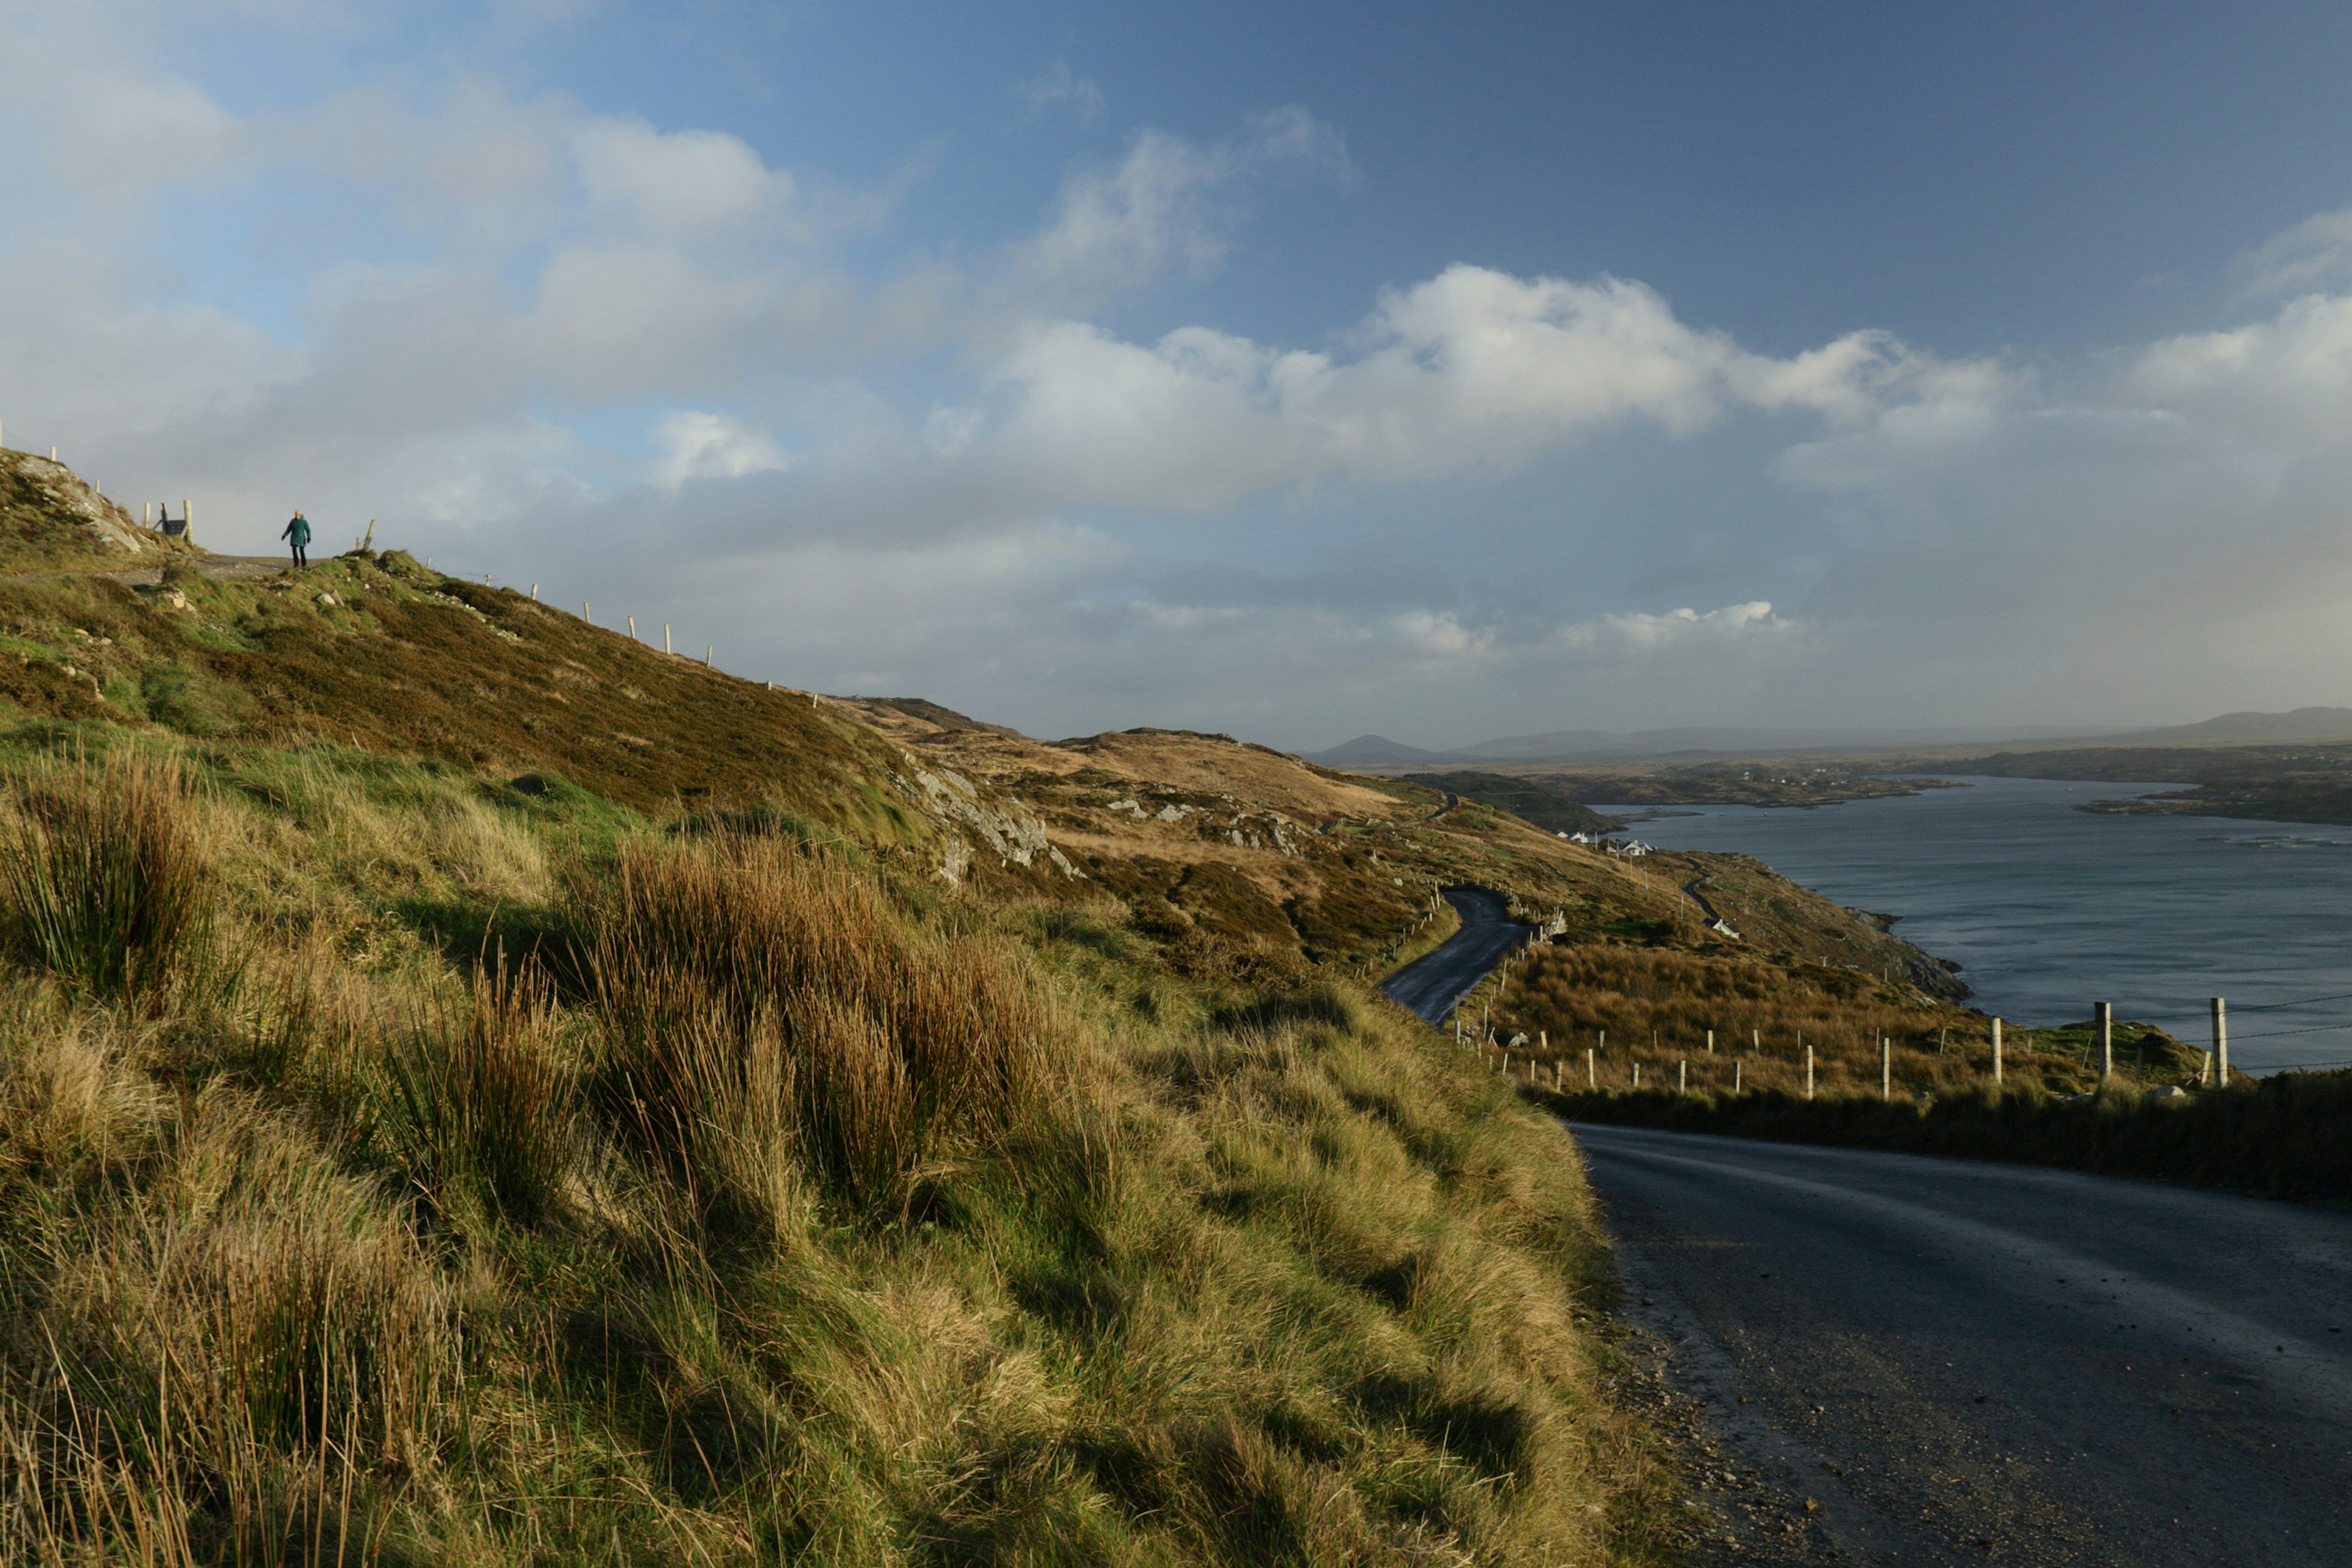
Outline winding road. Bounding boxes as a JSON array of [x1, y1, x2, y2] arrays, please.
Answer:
[[1577, 1123, 2352, 1566], [1378, 884, 1529, 1023]]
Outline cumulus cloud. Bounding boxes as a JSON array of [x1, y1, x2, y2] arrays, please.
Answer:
[[1010, 107, 1347, 302], [650, 411, 793, 489], [936, 267, 1994, 515], [1551, 600, 1795, 653], [2234, 206, 2352, 298], [570, 116, 789, 234]]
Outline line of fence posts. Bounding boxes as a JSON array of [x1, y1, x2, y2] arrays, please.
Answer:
[[1540, 992, 2254, 1104]]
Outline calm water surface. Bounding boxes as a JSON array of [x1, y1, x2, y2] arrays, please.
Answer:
[[1592, 775, 2352, 1072]]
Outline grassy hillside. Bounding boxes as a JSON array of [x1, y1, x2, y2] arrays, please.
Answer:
[[1397, 771, 1618, 836], [1958, 742, 2352, 825], [0, 456, 1999, 1561], [0, 739, 1696, 1564], [0, 458, 1795, 1564]]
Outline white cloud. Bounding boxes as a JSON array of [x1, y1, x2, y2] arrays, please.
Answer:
[[1550, 600, 1795, 653], [1011, 108, 1346, 302], [2235, 206, 2352, 298], [650, 411, 793, 489], [939, 266, 1997, 515], [570, 116, 788, 235]]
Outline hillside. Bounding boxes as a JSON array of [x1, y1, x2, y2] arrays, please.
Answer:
[[1956, 742, 2352, 824], [0, 453, 1937, 1562]]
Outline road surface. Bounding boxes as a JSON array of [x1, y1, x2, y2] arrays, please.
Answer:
[[1575, 1123, 2352, 1565], [1379, 885, 1528, 1023]]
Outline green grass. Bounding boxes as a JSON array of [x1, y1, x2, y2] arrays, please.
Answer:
[[0, 739, 1673, 1565]]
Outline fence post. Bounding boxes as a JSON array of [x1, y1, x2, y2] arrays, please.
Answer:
[[1805, 1042, 1814, 1101], [1882, 1039, 1891, 1101], [1679, 1060, 1687, 1092], [2096, 1001, 2113, 1082], [2212, 997, 2228, 1087], [1992, 1017, 2003, 1084], [583, 602, 591, 624], [1632, 1063, 1641, 1090], [1753, 1028, 1760, 1051], [665, 624, 673, 654], [1734, 1058, 1743, 1093], [1587, 1047, 1596, 1089], [1706, 1029, 1714, 1054], [627, 615, 636, 640]]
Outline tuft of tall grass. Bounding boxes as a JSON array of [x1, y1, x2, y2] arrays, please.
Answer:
[[0, 750, 212, 1003], [382, 957, 574, 1223], [575, 831, 1051, 1217]]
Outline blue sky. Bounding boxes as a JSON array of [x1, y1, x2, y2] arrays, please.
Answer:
[[7, 1, 2352, 748]]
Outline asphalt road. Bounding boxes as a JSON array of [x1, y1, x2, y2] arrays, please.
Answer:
[[1576, 1124, 2352, 1566], [1379, 885, 1529, 1023]]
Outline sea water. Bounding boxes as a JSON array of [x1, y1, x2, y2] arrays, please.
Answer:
[[1591, 775, 2352, 1074]]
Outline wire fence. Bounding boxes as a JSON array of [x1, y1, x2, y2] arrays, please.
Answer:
[[2109, 984, 2352, 1072]]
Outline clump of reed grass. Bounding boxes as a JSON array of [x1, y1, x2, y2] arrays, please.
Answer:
[[0, 749, 211, 1003], [573, 831, 1051, 1216], [381, 957, 574, 1223]]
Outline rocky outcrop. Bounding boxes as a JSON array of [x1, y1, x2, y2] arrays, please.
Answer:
[[896, 758, 1080, 884], [1, 453, 160, 553]]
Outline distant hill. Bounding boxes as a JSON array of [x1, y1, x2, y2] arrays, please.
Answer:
[[1306, 722, 2115, 766], [1311, 733, 1464, 764], [2016, 707, 2352, 749]]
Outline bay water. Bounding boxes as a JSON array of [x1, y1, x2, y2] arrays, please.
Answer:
[[1594, 775, 2352, 1073]]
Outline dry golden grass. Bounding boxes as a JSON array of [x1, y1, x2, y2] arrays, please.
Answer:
[[575, 830, 1052, 1219], [0, 738, 1680, 1566], [0, 748, 213, 1004]]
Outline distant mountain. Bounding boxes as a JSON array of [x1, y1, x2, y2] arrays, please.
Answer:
[[1305, 723, 2116, 766], [2031, 707, 2352, 749], [1310, 734, 1465, 765]]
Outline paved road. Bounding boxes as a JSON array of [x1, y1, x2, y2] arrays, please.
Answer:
[[1379, 885, 1528, 1023], [1576, 1123, 2352, 1565]]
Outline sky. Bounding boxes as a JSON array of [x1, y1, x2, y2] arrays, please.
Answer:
[[6, 1, 2352, 750]]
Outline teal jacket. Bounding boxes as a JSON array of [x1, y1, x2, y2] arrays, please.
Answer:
[[282, 515, 312, 546]]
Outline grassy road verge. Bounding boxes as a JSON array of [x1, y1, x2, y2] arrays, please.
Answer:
[[1523, 1075, 2352, 1202]]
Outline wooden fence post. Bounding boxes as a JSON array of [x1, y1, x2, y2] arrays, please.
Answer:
[[2212, 997, 2228, 1086], [2096, 1001, 2113, 1081], [1881, 1039, 1891, 1101], [1586, 1047, 1596, 1089], [627, 615, 636, 639], [1679, 1060, 1687, 1092], [1733, 1058, 1742, 1093], [1805, 1042, 1814, 1101], [1992, 1017, 2003, 1084], [1632, 1062, 1641, 1090], [1706, 1029, 1714, 1054]]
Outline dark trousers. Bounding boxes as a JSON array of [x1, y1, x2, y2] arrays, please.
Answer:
[[290, 544, 307, 567]]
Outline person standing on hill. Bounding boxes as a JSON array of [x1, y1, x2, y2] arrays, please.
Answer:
[[281, 510, 311, 569]]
